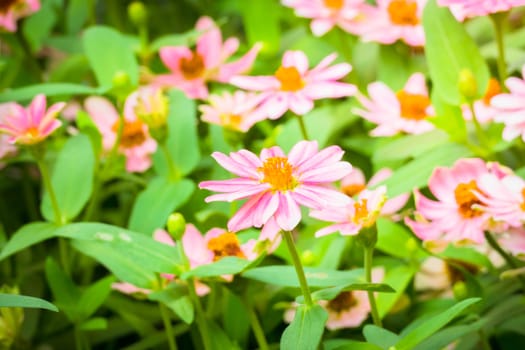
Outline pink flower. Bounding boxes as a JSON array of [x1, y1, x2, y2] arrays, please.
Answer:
[[198, 91, 267, 132], [0, 0, 40, 32], [405, 158, 504, 245], [231, 50, 356, 119], [358, 0, 426, 47], [85, 96, 157, 173], [125, 86, 169, 129], [281, 0, 373, 36], [155, 16, 261, 99], [491, 65, 525, 142], [311, 186, 387, 237], [462, 78, 502, 124], [498, 227, 525, 259], [0, 133, 17, 162], [354, 73, 435, 136], [0, 94, 65, 145], [199, 140, 353, 234], [438, 0, 525, 21]]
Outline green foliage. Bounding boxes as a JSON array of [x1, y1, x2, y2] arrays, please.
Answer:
[[281, 304, 328, 350], [0, 293, 58, 312]]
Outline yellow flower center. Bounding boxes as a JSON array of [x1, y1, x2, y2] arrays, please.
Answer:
[[482, 78, 501, 105], [396, 90, 430, 120], [342, 183, 366, 197], [207, 232, 246, 261], [454, 180, 484, 218], [0, 0, 19, 13], [387, 0, 419, 25], [275, 66, 305, 92], [353, 199, 369, 225], [259, 156, 297, 192], [324, 0, 344, 10], [219, 113, 243, 131], [179, 52, 205, 80], [326, 291, 357, 313], [112, 120, 147, 148]]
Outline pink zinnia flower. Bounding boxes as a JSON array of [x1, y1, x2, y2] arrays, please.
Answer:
[[405, 158, 506, 245], [438, 0, 525, 21], [358, 0, 426, 47], [198, 91, 267, 132], [199, 140, 352, 234], [0, 0, 40, 32], [491, 66, 525, 142], [155, 16, 261, 99], [231, 50, 356, 119], [0, 94, 65, 145], [125, 86, 169, 130], [85, 96, 157, 173], [499, 227, 525, 259], [354, 73, 434, 136], [462, 78, 502, 124], [311, 186, 387, 237], [281, 0, 373, 36]]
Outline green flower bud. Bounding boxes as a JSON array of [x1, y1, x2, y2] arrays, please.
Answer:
[[128, 1, 148, 27], [458, 69, 478, 102], [301, 250, 316, 266], [452, 280, 468, 300], [167, 213, 186, 241], [112, 70, 131, 90]]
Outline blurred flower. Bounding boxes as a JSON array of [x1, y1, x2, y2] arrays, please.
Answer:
[[199, 90, 267, 132], [311, 186, 387, 237], [199, 140, 352, 234], [438, 0, 525, 21], [462, 78, 502, 124], [491, 65, 525, 142], [125, 86, 169, 130], [498, 226, 525, 259], [85, 96, 157, 173], [155, 16, 261, 99], [0, 94, 65, 145], [0, 0, 40, 32], [354, 73, 434, 136], [281, 0, 374, 36], [0, 133, 17, 165], [231, 50, 356, 119], [358, 0, 426, 47]]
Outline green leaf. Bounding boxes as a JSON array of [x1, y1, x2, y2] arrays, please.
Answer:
[[182, 257, 251, 279], [281, 304, 328, 350], [79, 317, 108, 331], [395, 298, 481, 350], [423, 0, 489, 105], [41, 134, 95, 223], [302, 283, 395, 304], [150, 29, 201, 53], [83, 26, 139, 87], [363, 325, 400, 349], [128, 177, 195, 234], [439, 245, 493, 270], [148, 284, 194, 324], [0, 83, 106, 103], [45, 258, 82, 322], [414, 319, 485, 350], [66, 0, 92, 34], [0, 294, 58, 312], [240, 0, 281, 55], [22, 2, 57, 52], [376, 263, 417, 318], [376, 218, 427, 260], [324, 339, 383, 350], [78, 276, 115, 320], [429, 91, 468, 142], [377, 44, 411, 91], [242, 266, 365, 288], [0, 222, 58, 260]]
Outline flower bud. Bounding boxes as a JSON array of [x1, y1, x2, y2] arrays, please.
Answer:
[[301, 250, 316, 266], [112, 70, 131, 90], [452, 280, 468, 300], [458, 69, 478, 102], [167, 213, 186, 241], [128, 1, 148, 27]]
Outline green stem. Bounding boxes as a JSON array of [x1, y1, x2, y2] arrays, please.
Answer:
[[491, 12, 508, 86], [159, 303, 178, 350], [484, 231, 525, 290], [160, 142, 179, 181], [282, 230, 313, 307], [295, 114, 309, 141], [35, 156, 62, 225], [364, 246, 382, 327], [479, 329, 492, 350], [243, 297, 270, 350], [467, 102, 490, 151]]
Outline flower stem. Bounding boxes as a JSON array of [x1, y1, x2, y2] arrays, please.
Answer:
[[160, 141, 179, 181], [467, 102, 491, 151], [243, 296, 270, 350], [491, 12, 508, 86], [282, 230, 313, 307], [484, 231, 525, 290], [295, 114, 309, 141], [35, 156, 63, 225], [159, 302, 178, 350], [364, 246, 382, 327]]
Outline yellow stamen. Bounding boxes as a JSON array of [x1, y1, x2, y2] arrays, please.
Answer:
[[454, 180, 484, 218], [326, 291, 357, 313], [275, 66, 305, 92], [259, 156, 297, 192], [180, 52, 205, 80], [387, 0, 419, 26], [396, 90, 430, 120], [342, 183, 366, 197], [353, 199, 369, 224], [112, 120, 147, 148], [207, 232, 246, 261], [324, 0, 344, 10], [219, 113, 243, 131]]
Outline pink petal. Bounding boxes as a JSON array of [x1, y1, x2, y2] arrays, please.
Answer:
[[159, 46, 193, 72], [218, 43, 262, 82], [282, 50, 309, 74], [275, 192, 302, 231], [29, 94, 47, 125]]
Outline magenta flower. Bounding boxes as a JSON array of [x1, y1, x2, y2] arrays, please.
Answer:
[[198, 91, 267, 132], [354, 73, 435, 136], [0, 94, 65, 145], [231, 50, 356, 119], [0, 0, 40, 32], [491, 66, 525, 142], [199, 140, 352, 233], [438, 0, 525, 21], [85, 96, 157, 173], [311, 186, 387, 237], [462, 78, 502, 124], [155, 16, 261, 99]]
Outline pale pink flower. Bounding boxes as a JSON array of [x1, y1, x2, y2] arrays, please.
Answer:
[[358, 0, 426, 47], [341, 167, 409, 217], [498, 227, 525, 259], [491, 66, 525, 142], [0, 0, 40, 32], [155, 16, 261, 99], [198, 91, 267, 132], [85, 96, 157, 173], [124, 86, 169, 129], [462, 78, 503, 124], [0, 133, 17, 162], [438, 0, 525, 21], [231, 50, 356, 119], [281, 0, 374, 36], [354, 73, 434, 136], [0, 94, 65, 145], [311, 186, 387, 237], [199, 140, 353, 234], [405, 158, 502, 245]]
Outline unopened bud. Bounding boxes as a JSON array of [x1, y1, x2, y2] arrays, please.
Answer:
[[458, 69, 478, 102], [301, 250, 316, 266], [167, 213, 186, 241], [452, 280, 468, 300], [112, 70, 131, 90], [128, 1, 148, 27]]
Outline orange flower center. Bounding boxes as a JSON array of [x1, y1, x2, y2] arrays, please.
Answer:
[[220, 113, 243, 131], [0, 0, 19, 13], [342, 183, 366, 197], [353, 199, 369, 224], [179, 52, 205, 80], [207, 232, 246, 261], [396, 90, 430, 120], [482, 78, 501, 105], [454, 180, 484, 218], [327, 291, 357, 313], [387, 0, 419, 25], [520, 188, 525, 212], [324, 0, 344, 10], [112, 120, 147, 148], [259, 156, 297, 192], [275, 66, 305, 92]]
